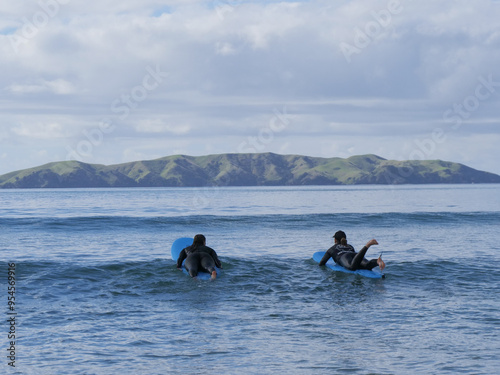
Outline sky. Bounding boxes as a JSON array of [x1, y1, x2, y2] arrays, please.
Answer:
[[1, 0, 500, 176]]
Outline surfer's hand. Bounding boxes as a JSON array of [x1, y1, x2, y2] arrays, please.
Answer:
[[377, 256, 385, 271], [366, 239, 378, 247]]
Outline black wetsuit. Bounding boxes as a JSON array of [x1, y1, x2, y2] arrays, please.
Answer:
[[319, 243, 378, 271], [176, 244, 222, 277]]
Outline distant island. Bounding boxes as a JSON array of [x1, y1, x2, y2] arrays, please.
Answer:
[[1, 153, 499, 189]]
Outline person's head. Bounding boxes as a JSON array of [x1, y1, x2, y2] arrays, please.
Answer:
[[333, 230, 347, 245], [193, 234, 206, 246]]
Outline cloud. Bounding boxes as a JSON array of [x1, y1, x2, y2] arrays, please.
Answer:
[[7, 79, 76, 95], [215, 42, 237, 56], [134, 119, 191, 135], [11, 122, 68, 139]]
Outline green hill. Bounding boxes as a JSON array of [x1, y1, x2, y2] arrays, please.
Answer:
[[1, 153, 499, 188]]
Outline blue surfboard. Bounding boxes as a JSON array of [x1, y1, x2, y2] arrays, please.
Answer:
[[313, 251, 385, 279], [171, 237, 220, 280]]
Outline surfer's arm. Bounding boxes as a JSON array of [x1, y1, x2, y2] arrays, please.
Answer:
[[207, 247, 223, 268], [212, 252, 223, 269], [318, 251, 332, 266], [176, 249, 187, 268]]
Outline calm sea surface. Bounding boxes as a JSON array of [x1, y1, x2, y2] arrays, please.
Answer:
[[1, 185, 499, 374]]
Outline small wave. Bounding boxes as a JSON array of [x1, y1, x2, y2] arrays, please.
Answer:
[[1, 211, 499, 232]]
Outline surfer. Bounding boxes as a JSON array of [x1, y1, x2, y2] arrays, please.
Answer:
[[176, 234, 222, 280], [318, 230, 385, 271]]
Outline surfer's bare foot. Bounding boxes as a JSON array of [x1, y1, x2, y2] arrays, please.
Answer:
[[211, 271, 217, 280], [377, 256, 385, 271], [366, 239, 379, 247]]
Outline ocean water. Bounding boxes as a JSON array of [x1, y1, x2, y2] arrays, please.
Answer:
[[1, 184, 499, 374]]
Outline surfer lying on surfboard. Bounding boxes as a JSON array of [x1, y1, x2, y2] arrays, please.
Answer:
[[318, 230, 385, 271], [176, 234, 222, 280]]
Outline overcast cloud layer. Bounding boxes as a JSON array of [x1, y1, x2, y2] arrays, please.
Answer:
[[1, 0, 500, 175]]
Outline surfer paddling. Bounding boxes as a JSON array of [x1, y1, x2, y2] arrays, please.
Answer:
[[176, 234, 222, 280], [319, 231, 385, 271]]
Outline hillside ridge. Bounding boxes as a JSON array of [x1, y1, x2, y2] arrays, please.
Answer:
[[1, 153, 499, 188]]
